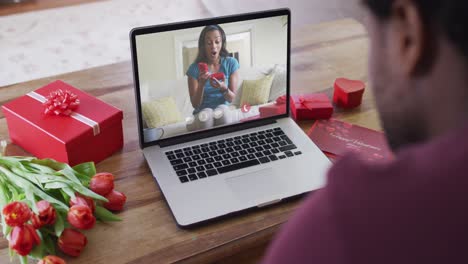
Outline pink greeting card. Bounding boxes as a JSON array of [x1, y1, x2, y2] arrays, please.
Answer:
[[308, 119, 393, 162]]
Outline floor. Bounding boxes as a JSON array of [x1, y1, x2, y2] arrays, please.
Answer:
[[0, 0, 364, 87]]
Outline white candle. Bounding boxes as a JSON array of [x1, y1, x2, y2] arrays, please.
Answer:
[[197, 108, 214, 130], [186, 116, 197, 131], [214, 108, 224, 126], [214, 104, 233, 126]]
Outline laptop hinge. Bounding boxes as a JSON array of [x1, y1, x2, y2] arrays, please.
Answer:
[[157, 118, 277, 148]]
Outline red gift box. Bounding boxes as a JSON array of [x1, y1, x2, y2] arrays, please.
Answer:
[[259, 95, 291, 118], [290, 93, 333, 120], [210, 72, 225, 82], [333, 78, 365, 108], [198, 62, 208, 73], [2, 80, 124, 166]]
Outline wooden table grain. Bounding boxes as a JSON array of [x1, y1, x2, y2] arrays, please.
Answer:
[[0, 19, 377, 264]]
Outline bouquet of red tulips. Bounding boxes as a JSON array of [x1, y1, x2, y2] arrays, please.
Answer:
[[0, 155, 127, 264]]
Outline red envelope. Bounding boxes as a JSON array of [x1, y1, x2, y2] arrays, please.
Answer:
[[308, 119, 393, 162]]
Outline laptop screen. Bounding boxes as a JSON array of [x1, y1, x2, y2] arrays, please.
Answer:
[[132, 10, 289, 144]]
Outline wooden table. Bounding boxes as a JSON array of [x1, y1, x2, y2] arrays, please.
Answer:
[[0, 19, 377, 263]]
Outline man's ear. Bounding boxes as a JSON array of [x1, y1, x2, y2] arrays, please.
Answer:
[[388, 0, 433, 76]]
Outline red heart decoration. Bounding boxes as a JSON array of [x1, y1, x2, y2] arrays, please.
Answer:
[[333, 78, 366, 108], [334, 78, 365, 93]]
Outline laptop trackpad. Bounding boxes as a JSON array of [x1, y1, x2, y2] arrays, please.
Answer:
[[226, 168, 283, 206]]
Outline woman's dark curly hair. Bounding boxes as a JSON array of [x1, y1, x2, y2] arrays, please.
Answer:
[[363, 0, 468, 59]]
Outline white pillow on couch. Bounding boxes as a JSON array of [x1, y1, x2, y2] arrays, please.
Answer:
[[232, 64, 287, 107], [141, 78, 194, 118], [268, 64, 287, 102]]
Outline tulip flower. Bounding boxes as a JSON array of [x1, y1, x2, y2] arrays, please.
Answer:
[[70, 193, 95, 213], [103, 190, 127, 211], [67, 205, 96, 230], [32, 200, 57, 229], [38, 255, 66, 264], [9, 224, 40, 256], [2, 201, 32, 227], [89, 172, 114, 196], [58, 228, 87, 257]]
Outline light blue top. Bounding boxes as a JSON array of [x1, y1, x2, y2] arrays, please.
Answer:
[[186, 56, 239, 114]]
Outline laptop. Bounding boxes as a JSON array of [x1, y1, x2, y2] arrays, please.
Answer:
[[130, 8, 331, 227]]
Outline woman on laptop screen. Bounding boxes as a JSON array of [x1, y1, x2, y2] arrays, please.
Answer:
[[186, 24, 239, 114]]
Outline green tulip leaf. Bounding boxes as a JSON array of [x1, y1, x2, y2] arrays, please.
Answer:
[[30, 230, 46, 259], [44, 182, 69, 190], [24, 186, 38, 214], [54, 211, 65, 237], [31, 158, 65, 171], [11, 167, 44, 189], [27, 162, 57, 174], [61, 187, 75, 203], [43, 233, 56, 255], [95, 205, 122, 222], [72, 183, 108, 202], [57, 166, 82, 185], [19, 255, 27, 264], [72, 162, 96, 179]]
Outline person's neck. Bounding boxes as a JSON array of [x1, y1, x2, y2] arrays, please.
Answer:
[[208, 58, 220, 65], [419, 41, 468, 140]]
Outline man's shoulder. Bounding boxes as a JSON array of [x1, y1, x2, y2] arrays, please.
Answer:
[[324, 133, 468, 263], [262, 127, 468, 264], [327, 128, 468, 196]]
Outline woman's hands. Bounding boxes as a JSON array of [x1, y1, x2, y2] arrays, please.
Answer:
[[198, 71, 211, 87], [210, 77, 228, 92]]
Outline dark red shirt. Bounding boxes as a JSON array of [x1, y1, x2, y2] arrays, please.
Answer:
[[262, 124, 468, 263]]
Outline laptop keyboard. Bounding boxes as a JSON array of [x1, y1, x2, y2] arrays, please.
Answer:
[[165, 127, 302, 183]]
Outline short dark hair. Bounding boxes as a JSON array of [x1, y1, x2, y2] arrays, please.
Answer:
[[195, 25, 230, 63], [363, 0, 468, 59]]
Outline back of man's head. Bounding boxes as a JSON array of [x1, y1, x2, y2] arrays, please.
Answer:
[[364, 1, 468, 59], [361, 0, 468, 151]]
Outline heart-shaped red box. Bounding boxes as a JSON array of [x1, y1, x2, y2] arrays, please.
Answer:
[[333, 78, 365, 108]]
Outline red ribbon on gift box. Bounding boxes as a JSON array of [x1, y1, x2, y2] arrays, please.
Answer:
[[27, 90, 101, 136], [43, 89, 80, 116], [298, 96, 330, 110]]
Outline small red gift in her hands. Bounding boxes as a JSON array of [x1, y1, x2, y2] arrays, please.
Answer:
[[210, 72, 225, 82], [198, 62, 209, 73]]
